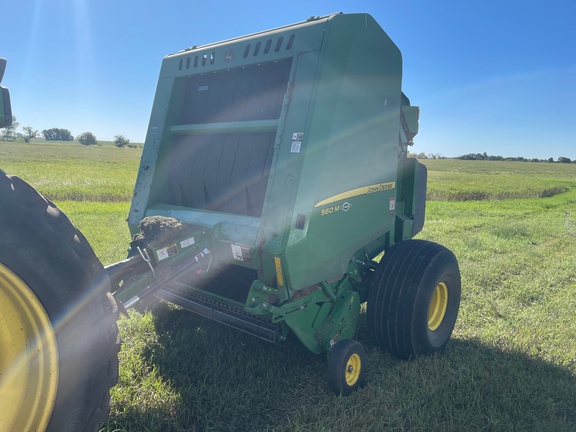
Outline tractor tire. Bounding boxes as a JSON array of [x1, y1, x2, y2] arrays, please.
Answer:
[[327, 339, 366, 396], [0, 172, 119, 432], [367, 239, 461, 359]]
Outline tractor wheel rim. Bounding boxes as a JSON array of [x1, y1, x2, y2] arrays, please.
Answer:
[[0, 263, 58, 432], [345, 353, 361, 386], [428, 281, 449, 331]]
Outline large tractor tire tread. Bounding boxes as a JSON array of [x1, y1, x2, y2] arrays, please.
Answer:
[[0, 170, 120, 432], [367, 239, 461, 359]]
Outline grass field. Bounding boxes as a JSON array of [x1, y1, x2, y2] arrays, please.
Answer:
[[2, 143, 576, 431]]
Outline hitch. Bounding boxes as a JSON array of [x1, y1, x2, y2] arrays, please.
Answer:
[[121, 247, 211, 309], [106, 216, 212, 312]]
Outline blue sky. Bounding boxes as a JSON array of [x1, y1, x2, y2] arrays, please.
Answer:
[[1, 0, 574, 159]]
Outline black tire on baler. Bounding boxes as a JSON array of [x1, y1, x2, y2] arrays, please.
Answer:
[[367, 239, 461, 359], [0, 172, 119, 432], [327, 339, 367, 396]]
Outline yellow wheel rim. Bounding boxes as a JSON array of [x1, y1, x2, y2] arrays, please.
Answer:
[[428, 282, 448, 331], [345, 353, 361, 386], [0, 263, 58, 432]]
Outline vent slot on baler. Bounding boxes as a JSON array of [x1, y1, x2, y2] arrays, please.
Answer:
[[165, 58, 292, 217]]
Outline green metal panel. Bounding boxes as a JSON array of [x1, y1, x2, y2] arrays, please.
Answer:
[[165, 132, 276, 217], [279, 14, 404, 290], [129, 11, 415, 276], [128, 15, 329, 234]]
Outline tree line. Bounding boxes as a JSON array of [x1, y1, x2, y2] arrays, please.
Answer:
[[1, 117, 132, 147], [410, 151, 574, 164], [454, 152, 574, 164]]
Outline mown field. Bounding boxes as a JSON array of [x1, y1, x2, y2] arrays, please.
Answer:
[[2, 142, 576, 431]]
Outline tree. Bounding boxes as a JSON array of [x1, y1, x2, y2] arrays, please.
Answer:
[[114, 134, 129, 148], [77, 131, 97, 146], [42, 128, 73, 141], [1, 116, 19, 141], [428, 153, 443, 160], [557, 156, 572, 164], [22, 126, 38, 143]]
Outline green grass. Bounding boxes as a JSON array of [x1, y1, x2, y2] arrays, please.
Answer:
[[3, 144, 576, 431], [0, 142, 140, 201], [421, 159, 576, 201], [97, 188, 576, 432], [57, 201, 133, 264]]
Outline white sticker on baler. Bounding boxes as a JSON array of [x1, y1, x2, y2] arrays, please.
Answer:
[[180, 236, 195, 248], [231, 244, 244, 261], [156, 248, 170, 261], [156, 244, 177, 261], [290, 141, 302, 153], [291, 132, 304, 153]]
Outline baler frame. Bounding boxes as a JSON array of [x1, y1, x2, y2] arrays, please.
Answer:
[[108, 12, 460, 395]]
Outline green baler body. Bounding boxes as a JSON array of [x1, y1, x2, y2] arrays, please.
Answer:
[[124, 13, 425, 353]]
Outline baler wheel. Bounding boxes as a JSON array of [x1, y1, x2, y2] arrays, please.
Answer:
[[367, 239, 461, 359], [327, 339, 366, 396], [0, 172, 119, 432]]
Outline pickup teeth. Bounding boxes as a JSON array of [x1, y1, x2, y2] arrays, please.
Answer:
[[156, 284, 282, 344]]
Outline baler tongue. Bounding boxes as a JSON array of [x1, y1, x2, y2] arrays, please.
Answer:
[[108, 216, 213, 308]]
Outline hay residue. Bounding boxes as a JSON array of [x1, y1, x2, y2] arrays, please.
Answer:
[[133, 216, 184, 245]]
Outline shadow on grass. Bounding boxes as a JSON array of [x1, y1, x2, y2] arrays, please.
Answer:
[[105, 307, 576, 432]]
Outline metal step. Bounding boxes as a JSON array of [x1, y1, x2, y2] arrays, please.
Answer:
[[155, 288, 282, 344]]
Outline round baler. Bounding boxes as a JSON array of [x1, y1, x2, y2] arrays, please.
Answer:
[[0, 13, 461, 431]]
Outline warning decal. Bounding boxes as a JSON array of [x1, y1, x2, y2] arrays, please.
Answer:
[[156, 243, 178, 261], [231, 244, 252, 262], [291, 132, 304, 153]]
